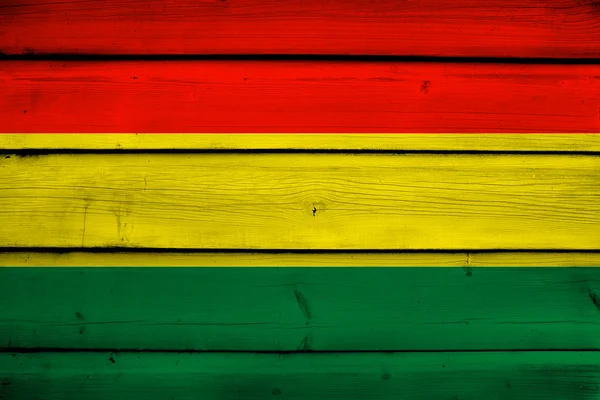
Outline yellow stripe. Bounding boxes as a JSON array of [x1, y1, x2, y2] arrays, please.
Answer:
[[1, 134, 599, 152], [1, 153, 598, 250], [2, 252, 600, 267]]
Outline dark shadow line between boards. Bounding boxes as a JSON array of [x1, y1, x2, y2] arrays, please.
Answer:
[[1, 248, 600, 254], [3, 347, 600, 354], [2, 149, 600, 156], [2, 53, 600, 64]]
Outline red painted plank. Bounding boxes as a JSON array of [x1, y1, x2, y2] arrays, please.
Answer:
[[1, 0, 600, 58], [1, 61, 599, 133]]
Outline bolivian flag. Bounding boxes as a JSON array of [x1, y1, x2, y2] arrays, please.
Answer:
[[1, 60, 600, 399]]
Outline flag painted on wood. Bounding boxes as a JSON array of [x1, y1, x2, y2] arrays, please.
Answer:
[[2, 8, 600, 396]]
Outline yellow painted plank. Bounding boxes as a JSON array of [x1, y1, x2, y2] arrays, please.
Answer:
[[1, 134, 599, 152], [1, 153, 598, 250], [2, 252, 600, 267]]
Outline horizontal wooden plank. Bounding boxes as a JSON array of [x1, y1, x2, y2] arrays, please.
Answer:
[[2, 134, 600, 152], [1, 154, 598, 250], [2, 62, 600, 133], [2, 352, 600, 400], [3, 252, 600, 267], [2, 0, 600, 58], [3, 267, 600, 351]]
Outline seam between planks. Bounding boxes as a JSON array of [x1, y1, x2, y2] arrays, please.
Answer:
[[4, 348, 600, 354], [3, 54, 600, 64]]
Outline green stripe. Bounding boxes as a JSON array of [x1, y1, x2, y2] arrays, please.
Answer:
[[2, 351, 600, 400], [2, 267, 600, 351]]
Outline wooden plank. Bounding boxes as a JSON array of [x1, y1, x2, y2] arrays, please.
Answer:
[[2, 134, 600, 152], [2, 0, 600, 58], [3, 267, 600, 351], [3, 252, 600, 267], [1, 153, 598, 250], [1, 351, 600, 399], [2, 62, 600, 133]]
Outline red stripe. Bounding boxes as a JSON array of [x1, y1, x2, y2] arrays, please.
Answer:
[[1, 0, 600, 58], [2, 61, 599, 133]]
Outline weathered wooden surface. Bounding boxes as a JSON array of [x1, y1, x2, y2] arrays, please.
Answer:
[[3, 62, 600, 133], [3, 0, 600, 399], [1, 153, 598, 250], [2, 351, 600, 399], [1, 134, 600, 152], [2, 0, 600, 58], [3, 267, 600, 351]]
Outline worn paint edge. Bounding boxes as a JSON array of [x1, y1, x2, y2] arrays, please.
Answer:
[[1, 134, 599, 152], [2, 252, 600, 267]]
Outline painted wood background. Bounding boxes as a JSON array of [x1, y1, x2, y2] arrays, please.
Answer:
[[1, 1, 600, 399], [2, 0, 600, 57], [2, 62, 600, 133]]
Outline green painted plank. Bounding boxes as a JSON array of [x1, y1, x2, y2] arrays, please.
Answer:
[[2, 267, 600, 351], [1, 351, 600, 399]]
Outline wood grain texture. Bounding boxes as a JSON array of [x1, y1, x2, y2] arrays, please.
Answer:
[[2, 62, 600, 133], [3, 252, 600, 267], [2, 134, 600, 152], [1, 153, 598, 250], [3, 267, 600, 351], [2, 0, 600, 58], [2, 351, 600, 400]]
